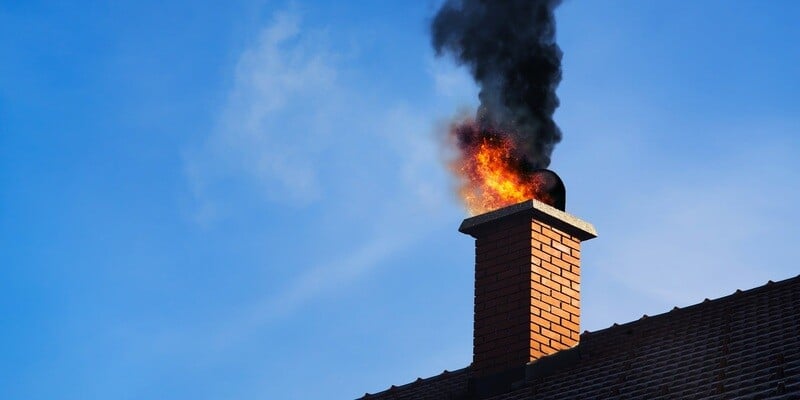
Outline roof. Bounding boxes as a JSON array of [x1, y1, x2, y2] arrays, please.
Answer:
[[358, 274, 800, 400]]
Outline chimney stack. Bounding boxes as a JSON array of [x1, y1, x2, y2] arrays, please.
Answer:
[[460, 199, 596, 379]]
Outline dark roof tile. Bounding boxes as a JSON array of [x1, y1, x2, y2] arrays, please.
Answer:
[[359, 275, 800, 400]]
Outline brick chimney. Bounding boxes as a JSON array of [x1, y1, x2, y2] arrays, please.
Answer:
[[459, 199, 596, 378]]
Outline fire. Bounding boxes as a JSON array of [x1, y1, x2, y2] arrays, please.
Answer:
[[450, 120, 552, 215]]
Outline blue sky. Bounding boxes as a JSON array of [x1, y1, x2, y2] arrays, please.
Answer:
[[1, 1, 799, 398]]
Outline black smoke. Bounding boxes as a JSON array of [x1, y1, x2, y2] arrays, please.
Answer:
[[431, 0, 563, 169]]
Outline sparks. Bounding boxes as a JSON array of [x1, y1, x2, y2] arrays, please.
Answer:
[[450, 119, 555, 215]]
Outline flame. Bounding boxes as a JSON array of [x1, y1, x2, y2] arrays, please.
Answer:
[[450, 119, 551, 215]]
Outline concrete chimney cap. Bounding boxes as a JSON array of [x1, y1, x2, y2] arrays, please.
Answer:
[[459, 199, 597, 241]]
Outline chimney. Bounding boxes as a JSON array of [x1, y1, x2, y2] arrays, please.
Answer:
[[459, 199, 596, 379]]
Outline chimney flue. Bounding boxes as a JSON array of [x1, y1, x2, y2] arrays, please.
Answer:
[[460, 198, 596, 379]]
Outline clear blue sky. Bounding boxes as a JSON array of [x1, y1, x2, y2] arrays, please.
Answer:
[[2, 1, 799, 399]]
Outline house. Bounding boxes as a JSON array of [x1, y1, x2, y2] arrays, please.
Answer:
[[358, 200, 800, 399]]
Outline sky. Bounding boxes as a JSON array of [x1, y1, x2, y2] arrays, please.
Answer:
[[1, 1, 799, 399]]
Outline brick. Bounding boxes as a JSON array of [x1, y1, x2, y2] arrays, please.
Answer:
[[551, 323, 573, 337], [541, 327, 561, 341], [540, 343, 557, 354], [542, 277, 561, 291], [496, 268, 520, 280], [532, 315, 552, 329], [532, 281, 551, 296], [558, 336, 578, 348], [561, 285, 579, 299], [561, 253, 580, 265], [551, 289, 572, 304], [562, 302, 580, 316], [551, 307, 571, 320], [552, 241, 571, 254], [550, 256, 571, 270], [561, 269, 580, 283], [539, 261, 561, 276], [542, 245, 562, 258], [562, 319, 580, 332], [551, 273, 572, 288], [533, 298, 553, 311], [562, 236, 580, 250], [532, 232, 552, 245], [541, 295, 561, 307], [541, 311, 560, 324], [532, 248, 551, 262], [532, 332, 551, 346], [533, 267, 551, 280], [541, 228, 563, 241]]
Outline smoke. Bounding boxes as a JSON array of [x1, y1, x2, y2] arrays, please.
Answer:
[[431, 0, 563, 169]]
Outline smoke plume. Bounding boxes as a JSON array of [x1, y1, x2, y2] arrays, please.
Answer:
[[432, 0, 563, 169]]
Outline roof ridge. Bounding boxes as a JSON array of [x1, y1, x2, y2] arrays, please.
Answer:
[[358, 367, 470, 399], [581, 273, 800, 337]]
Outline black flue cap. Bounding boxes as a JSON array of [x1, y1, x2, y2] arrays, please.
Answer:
[[531, 169, 566, 211]]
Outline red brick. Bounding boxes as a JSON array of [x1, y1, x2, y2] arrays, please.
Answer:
[[532, 248, 551, 262], [539, 261, 561, 276], [532, 315, 551, 329], [541, 277, 561, 291], [551, 323, 573, 337], [550, 307, 571, 320], [558, 336, 578, 348], [540, 343, 557, 354], [541, 311, 560, 324], [541, 228, 563, 241], [532, 232, 551, 245], [551, 289, 572, 304], [551, 273, 572, 288], [552, 241, 571, 254], [561, 236, 580, 250], [532, 266, 551, 280], [562, 319, 580, 332], [542, 245, 562, 258], [529, 304, 540, 315], [541, 295, 561, 307], [532, 281, 551, 296], [532, 332, 551, 346], [561, 253, 580, 265], [550, 256, 571, 270], [562, 302, 580, 316], [561, 269, 580, 283], [541, 327, 560, 341], [533, 298, 553, 311], [561, 285, 579, 299]]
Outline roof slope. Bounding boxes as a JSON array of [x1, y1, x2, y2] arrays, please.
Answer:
[[359, 275, 800, 399]]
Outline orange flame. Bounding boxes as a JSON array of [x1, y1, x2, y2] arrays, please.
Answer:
[[450, 122, 552, 215]]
